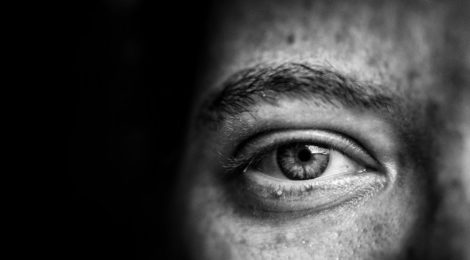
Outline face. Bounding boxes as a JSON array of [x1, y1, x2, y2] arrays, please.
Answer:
[[175, 0, 470, 259]]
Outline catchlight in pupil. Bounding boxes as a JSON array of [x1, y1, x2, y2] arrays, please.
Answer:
[[297, 148, 312, 162], [276, 143, 330, 180]]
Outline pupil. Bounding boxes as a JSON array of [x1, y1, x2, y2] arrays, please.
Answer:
[[297, 148, 312, 162]]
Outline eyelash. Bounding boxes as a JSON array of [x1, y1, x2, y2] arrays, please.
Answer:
[[222, 129, 380, 178], [222, 144, 278, 176]]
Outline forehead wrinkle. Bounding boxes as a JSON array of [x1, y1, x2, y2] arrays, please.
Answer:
[[195, 62, 401, 129]]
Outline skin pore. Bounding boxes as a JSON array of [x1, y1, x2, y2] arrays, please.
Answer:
[[175, 0, 470, 259]]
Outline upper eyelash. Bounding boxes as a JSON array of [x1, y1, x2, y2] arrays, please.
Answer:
[[220, 157, 251, 176], [221, 144, 278, 176], [221, 137, 328, 177], [220, 130, 380, 177]]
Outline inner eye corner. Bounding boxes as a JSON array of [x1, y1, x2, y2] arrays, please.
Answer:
[[366, 162, 386, 174]]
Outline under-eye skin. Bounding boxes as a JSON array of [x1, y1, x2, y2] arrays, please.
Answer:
[[222, 129, 388, 215]]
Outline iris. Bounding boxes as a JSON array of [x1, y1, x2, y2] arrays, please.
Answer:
[[277, 143, 330, 180]]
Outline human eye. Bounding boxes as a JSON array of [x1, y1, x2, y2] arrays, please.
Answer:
[[222, 129, 388, 215]]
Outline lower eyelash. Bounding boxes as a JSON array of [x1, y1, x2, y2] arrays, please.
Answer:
[[252, 166, 364, 191]]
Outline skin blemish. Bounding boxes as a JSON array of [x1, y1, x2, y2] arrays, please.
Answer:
[[367, 55, 380, 67], [334, 28, 350, 44], [373, 224, 384, 233], [275, 233, 287, 244], [286, 33, 295, 45], [274, 189, 284, 198]]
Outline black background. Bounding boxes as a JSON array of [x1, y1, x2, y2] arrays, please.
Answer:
[[65, 1, 211, 258]]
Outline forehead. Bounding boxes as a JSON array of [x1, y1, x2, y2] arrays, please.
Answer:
[[199, 0, 451, 95]]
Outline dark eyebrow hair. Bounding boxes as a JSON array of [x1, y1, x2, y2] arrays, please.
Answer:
[[196, 62, 399, 127]]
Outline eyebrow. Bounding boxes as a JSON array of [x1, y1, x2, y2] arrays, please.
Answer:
[[196, 62, 399, 127]]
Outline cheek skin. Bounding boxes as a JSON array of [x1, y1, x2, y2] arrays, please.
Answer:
[[181, 143, 428, 260]]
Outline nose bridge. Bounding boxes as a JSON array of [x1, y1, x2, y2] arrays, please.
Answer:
[[445, 95, 470, 259], [426, 2, 470, 257], [458, 88, 470, 258], [427, 70, 470, 259], [446, 13, 470, 253], [461, 93, 470, 204], [423, 87, 469, 260]]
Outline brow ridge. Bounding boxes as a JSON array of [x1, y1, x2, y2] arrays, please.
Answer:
[[197, 62, 398, 127]]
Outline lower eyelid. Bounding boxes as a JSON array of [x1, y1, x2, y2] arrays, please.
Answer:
[[220, 129, 391, 215], [228, 169, 388, 214]]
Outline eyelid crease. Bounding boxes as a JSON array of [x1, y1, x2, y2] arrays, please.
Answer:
[[221, 129, 381, 177]]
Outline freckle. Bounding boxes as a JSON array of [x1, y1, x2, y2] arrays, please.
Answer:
[[372, 239, 380, 246], [275, 234, 286, 244], [286, 33, 295, 45], [334, 30, 348, 43], [367, 55, 380, 66], [407, 70, 420, 83], [373, 224, 384, 233]]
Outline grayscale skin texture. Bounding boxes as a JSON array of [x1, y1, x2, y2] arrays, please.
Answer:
[[175, 0, 470, 259]]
